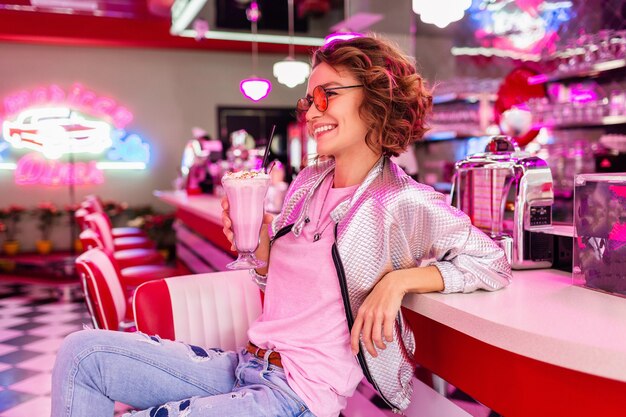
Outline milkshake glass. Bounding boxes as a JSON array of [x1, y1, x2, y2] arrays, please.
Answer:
[[222, 170, 271, 269]]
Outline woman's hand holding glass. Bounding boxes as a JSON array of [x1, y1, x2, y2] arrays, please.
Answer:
[[221, 196, 274, 274]]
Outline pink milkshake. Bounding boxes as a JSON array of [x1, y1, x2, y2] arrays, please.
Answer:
[[222, 170, 270, 269]]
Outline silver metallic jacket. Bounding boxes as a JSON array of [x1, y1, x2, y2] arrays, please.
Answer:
[[259, 156, 511, 412]]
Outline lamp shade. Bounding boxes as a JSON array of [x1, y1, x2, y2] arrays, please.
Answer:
[[240, 78, 271, 102], [273, 58, 310, 88], [412, 0, 471, 28]]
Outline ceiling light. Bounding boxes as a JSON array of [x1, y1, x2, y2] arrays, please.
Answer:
[[412, 0, 471, 28], [273, 58, 310, 88], [240, 78, 272, 102]]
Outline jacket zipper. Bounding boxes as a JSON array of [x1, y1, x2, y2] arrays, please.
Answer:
[[270, 224, 294, 247], [331, 224, 398, 412]]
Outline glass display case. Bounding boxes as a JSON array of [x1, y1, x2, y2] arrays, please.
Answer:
[[573, 173, 626, 297]]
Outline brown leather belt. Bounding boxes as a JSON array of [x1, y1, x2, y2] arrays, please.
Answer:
[[246, 342, 283, 368]]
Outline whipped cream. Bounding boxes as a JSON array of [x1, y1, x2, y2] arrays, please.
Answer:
[[223, 170, 270, 180]]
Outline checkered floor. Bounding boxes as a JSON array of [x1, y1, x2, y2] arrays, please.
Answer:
[[0, 282, 498, 417], [0, 283, 134, 417]]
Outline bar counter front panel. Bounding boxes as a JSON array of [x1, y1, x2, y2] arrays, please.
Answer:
[[156, 191, 626, 417]]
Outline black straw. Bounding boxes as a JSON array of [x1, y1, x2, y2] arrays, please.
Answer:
[[262, 124, 276, 173]]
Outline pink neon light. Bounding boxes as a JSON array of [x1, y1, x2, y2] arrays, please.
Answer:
[[2, 83, 133, 128], [527, 74, 548, 85], [570, 87, 598, 104], [246, 1, 260, 23], [324, 32, 364, 45], [609, 185, 626, 199], [609, 223, 626, 251], [240, 78, 271, 102], [15, 153, 104, 186]]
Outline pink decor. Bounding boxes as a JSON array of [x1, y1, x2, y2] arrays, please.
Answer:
[[609, 185, 626, 199], [246, 1, 261, 22], [240, 78, 271, 102], [570, 86, 598, 103]]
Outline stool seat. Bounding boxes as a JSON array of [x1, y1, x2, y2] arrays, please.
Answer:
[[120, 265, 181, 287], [113, 236, 155, 251], [113, 248, 164, 269], [112, 227, 147, 238]]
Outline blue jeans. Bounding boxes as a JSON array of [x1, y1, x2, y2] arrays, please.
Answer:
[[51, 329, 314, 417]]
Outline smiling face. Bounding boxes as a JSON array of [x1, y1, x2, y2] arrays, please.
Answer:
[[304, 62, 377, 161]]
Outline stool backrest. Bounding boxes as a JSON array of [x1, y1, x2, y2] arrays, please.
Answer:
[[76, 248, 126, 330], [85, 195, 105, 214], [74, 208, 90, 232], [134, 270, 262, 349], [84, 212, 115, 252], [78, 229, 105, 253], [82, 197, 114, 229]]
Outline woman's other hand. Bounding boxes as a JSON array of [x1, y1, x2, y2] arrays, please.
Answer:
[[350, 271, 405, 358], [350, 266, 444, 357]]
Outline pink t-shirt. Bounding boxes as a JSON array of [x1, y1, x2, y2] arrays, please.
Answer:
[[247, 175, 364, 417]]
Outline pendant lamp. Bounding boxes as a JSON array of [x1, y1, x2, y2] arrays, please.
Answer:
[[273, 0, 310, 88], [412, 0, 472, 28], [240, 1, 271, 102]]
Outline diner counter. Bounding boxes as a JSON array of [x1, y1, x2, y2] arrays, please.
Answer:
[[155, 190, 223, 225], [402, 269, 626, 384], [156, 190, 626, 415]]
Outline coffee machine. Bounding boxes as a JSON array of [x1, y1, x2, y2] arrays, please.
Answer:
[[451, 136, 554, 269]]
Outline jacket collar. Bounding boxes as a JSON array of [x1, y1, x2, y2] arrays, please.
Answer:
[[291, 156, 386, 237]]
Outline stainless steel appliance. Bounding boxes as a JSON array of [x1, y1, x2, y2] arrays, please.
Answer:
[[451, 136, 554, 269]]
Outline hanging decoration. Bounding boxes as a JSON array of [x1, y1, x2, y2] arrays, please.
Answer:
[[240, 1, 271, 102]]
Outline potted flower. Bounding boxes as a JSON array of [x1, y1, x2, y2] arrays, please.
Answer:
[[103, 200, 129, 227], [0, 205, 26, 255], [137, 212, 175, 261], [31, 202, 63, 255]]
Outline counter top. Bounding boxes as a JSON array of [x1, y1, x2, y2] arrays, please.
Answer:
[[154, 190, 223, 225], [403, 269, 626, 383]]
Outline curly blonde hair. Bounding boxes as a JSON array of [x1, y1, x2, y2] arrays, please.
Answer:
[[312, 35, 433, 157]]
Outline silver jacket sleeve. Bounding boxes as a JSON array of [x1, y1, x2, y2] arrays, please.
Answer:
[[400, 188, 512, 293]]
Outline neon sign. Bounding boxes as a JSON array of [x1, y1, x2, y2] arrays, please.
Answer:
[[107, 130, 150, 164], [0, 83, 152, 186], [15, 153, 104, 186], [2, 83, 133, 128], [2, 107, 112, 160]]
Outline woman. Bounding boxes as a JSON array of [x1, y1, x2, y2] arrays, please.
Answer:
[[51, 35, 511, 417]]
